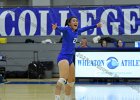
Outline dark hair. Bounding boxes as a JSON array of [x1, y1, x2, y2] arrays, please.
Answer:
[[101, 40, 107, 47], [65, 16, 77, 26], [116, 40, 124, 47], [82, 37, 87, 39]]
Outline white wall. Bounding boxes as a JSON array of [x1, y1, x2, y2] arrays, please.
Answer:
[[31, 0, 51, 6], [52, 0, 140, 6]]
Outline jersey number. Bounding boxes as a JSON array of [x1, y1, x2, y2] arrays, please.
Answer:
[[73, 38, 77, 43]]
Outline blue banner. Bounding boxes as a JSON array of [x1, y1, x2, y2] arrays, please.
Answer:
[[0, 6, 140, 36]]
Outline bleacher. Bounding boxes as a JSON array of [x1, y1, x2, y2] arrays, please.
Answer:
[[0, 35, 138, 77]]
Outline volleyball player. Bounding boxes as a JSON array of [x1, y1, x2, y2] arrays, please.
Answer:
[[52, 16, 102, 100]]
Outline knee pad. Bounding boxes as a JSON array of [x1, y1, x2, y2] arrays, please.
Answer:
[[67, 82, 75, 87], [57, 78, 67, 85]]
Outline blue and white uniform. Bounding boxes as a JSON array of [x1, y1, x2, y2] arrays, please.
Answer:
[[57, 25, 97, 65]]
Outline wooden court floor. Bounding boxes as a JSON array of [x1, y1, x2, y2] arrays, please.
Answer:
[[0, 79, 75, 100], [1, 79, 140, 100]]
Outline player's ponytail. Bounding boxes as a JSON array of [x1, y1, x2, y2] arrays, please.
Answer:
[[65, 18, 69, 26]]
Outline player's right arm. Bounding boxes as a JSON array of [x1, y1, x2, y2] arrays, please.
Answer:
[[52, 23, 67, 33]]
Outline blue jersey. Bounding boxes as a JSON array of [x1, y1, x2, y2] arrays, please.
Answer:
[[56, 25, 97, 54]]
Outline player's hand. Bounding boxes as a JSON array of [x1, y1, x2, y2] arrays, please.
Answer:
[[96, 22, 102, 28], [52, 23, 57, 30]]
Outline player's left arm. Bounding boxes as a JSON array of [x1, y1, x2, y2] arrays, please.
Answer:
[[78, 22, 102, 33]]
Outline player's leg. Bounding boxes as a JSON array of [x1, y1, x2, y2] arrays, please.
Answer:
[[64, 63, 75, 100], [55, 60, 69, 100]]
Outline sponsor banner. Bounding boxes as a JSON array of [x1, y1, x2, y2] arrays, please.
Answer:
[[0, 6, 140, 36], [75, 51, 140, 78]]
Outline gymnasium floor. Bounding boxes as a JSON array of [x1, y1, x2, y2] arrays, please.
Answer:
[[0, 79, 140, 100]]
